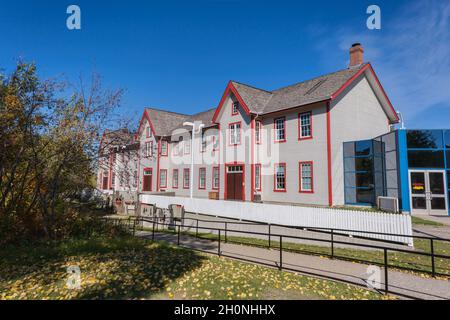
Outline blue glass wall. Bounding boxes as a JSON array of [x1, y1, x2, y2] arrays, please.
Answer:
[[404, 129, 450, 214]]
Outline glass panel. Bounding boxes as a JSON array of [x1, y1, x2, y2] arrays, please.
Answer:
[[355, 140, 372, 156], [447, 151, 450, 167], [431, 198, 446, 210], [412, 197, 426, 210], [356, 173, 374, 188], [355, 157, 373, 172], [408, 150, 444, 168], [343, 142, 355, 157], [407, 130, 443, 149], [344, 172, 357, 188], [429, 172, 445, 195], [373, 140, 384, 155], [356, 188, 374, 204], [345, 188, 357, 204], [445, 130, 450, 148], [381, 132, 397, 152], [410, 172, 425, 195], [447, 171, 450, 190]]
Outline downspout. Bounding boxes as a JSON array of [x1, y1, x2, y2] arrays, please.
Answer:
[[326, 101, 333, 207], [156, 139, 161, 192]]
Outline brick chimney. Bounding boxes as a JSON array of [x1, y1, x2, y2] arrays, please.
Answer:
[[349, 43, 364, 67]]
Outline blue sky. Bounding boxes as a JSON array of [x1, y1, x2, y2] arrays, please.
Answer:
[[1, 0, 449, 129]]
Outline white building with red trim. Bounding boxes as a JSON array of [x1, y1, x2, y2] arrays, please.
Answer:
[[98, 43, 399, 208]]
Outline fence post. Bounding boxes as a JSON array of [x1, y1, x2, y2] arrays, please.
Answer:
[[430, 238, 436, 277], [384, 248, 389, 294], [133, 219, 136, 236], [268, 225, 271, 248], [177, 224, 181, 246], [218, 229, 221, 257], [279, 235, 283, 271], [152, 219, 155, 241], [331, 229, 334, 259], [225, 222, 228, 243]]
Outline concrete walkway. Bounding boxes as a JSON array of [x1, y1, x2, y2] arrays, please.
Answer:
[[136, 230, 450, 300]]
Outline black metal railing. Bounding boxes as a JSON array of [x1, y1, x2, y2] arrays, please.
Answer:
[[103, 214, 450, 297]]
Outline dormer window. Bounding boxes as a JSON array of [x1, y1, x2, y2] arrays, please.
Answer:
[[146, 126, 152, 138], [232, 101, 239, 116]]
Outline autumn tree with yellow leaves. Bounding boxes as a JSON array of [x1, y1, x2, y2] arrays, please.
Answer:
[[0, 62, 124, 244]]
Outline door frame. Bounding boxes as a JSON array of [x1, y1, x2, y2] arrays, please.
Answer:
[[408, 169, 448, 216], [224, 162, 246, 201], [143, 167, 153, 192]]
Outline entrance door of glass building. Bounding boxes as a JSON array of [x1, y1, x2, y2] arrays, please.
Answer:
[[409, 170, 448, 216]]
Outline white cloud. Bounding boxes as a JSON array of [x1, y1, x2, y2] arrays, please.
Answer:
[[312, 0, 450, 126]]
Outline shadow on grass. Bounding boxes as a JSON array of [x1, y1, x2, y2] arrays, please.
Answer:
[[0, 236, 206, 300]]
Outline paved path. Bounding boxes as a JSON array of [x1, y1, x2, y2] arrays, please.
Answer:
[[136, 230, 450, 300], [413, 225, 450, 239]]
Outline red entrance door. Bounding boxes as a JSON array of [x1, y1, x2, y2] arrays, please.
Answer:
[[143, 169, 152, 192], [226, 165, 244, 201], [102, 176, 108, 190]]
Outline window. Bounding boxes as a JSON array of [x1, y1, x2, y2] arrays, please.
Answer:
[[146, 126, 152, 138], [199, 168, 206, 189], [232, 101, 239, 115], [184, 139, 191, 155], [212, 167, 220, 190], [133, 170, 138, 188], [111, 172, 115, 187], [408, 150, 445, 168], [229, 122, 241, 145], [213, 134, 219, 151], [254, 164, 261, 191], [274, 163, 286, 191], [183, 168, 190, 189], [299, 162, 313, 193], [255, 121, 262, 144], [407, 130, 443, 149], [159, 169, 167, 188], [161, 141, 168, 156], [298, 112, 312, 140], [274, 117, 286, 142], [172, 169, 179, 188], [201, 133, 206, 152], [144, 141, 153, 158]]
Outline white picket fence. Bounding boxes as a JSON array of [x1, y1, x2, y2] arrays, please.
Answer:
[[140, 194, 413, 246]]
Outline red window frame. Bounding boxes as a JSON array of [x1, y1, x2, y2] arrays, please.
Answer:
[[274, 117, 286, 143], [212, 133, 219, 152], [228, 121, 242, 146], [298, 111, 313, 141], [231, 101, 239, 116], [198, 167, 206, 190], [273, 163, 287, 192], [299, 161, 314, 193], [172, 169, 179, 188], [183, 168, 190, 189], [212, 166, 220, 190], [161, 140, 168, 156], [254, 163, 262, 191], [144, 141, 153, 158], [159, 169, 167, 189], [146, 126, 152, 138]]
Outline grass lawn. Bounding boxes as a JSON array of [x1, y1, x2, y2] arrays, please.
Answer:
[[146, 227, 450, 277], [0, 236, 392, 300]]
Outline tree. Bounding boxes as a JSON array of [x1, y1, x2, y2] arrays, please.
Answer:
[[0, 61, 125, 243]]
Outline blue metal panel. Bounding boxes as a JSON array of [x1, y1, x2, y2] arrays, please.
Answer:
[[397, 129, 411, 213]]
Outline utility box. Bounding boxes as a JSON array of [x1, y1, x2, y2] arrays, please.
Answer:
[[208, 192, 219, 200]]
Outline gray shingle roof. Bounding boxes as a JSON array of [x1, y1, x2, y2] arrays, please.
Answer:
[[145, 64, 368, 135], [146, 107, 217, 137], [232, 64, 367, 115]]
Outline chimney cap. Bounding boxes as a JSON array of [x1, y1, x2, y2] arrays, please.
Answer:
[[352, 43, 362, 48]]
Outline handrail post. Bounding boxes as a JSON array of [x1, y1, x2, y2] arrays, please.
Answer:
[[218, 229, 221, 257], [279, 235, 283, 270], [133, 219, 136, 236], [431, 238, 436, 277], [331, 229, 334, 259], [268, 224, 271, 248], [152, 219, 155, 241], [177, 223, 181, 246], [384, 248, 389, 294], [225, 222, 228, 243]]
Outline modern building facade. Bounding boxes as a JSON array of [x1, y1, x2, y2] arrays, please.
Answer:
[[97, 43, 449, 216]]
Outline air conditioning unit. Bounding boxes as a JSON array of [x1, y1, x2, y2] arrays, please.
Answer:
[[377, 196, 399, 213]]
